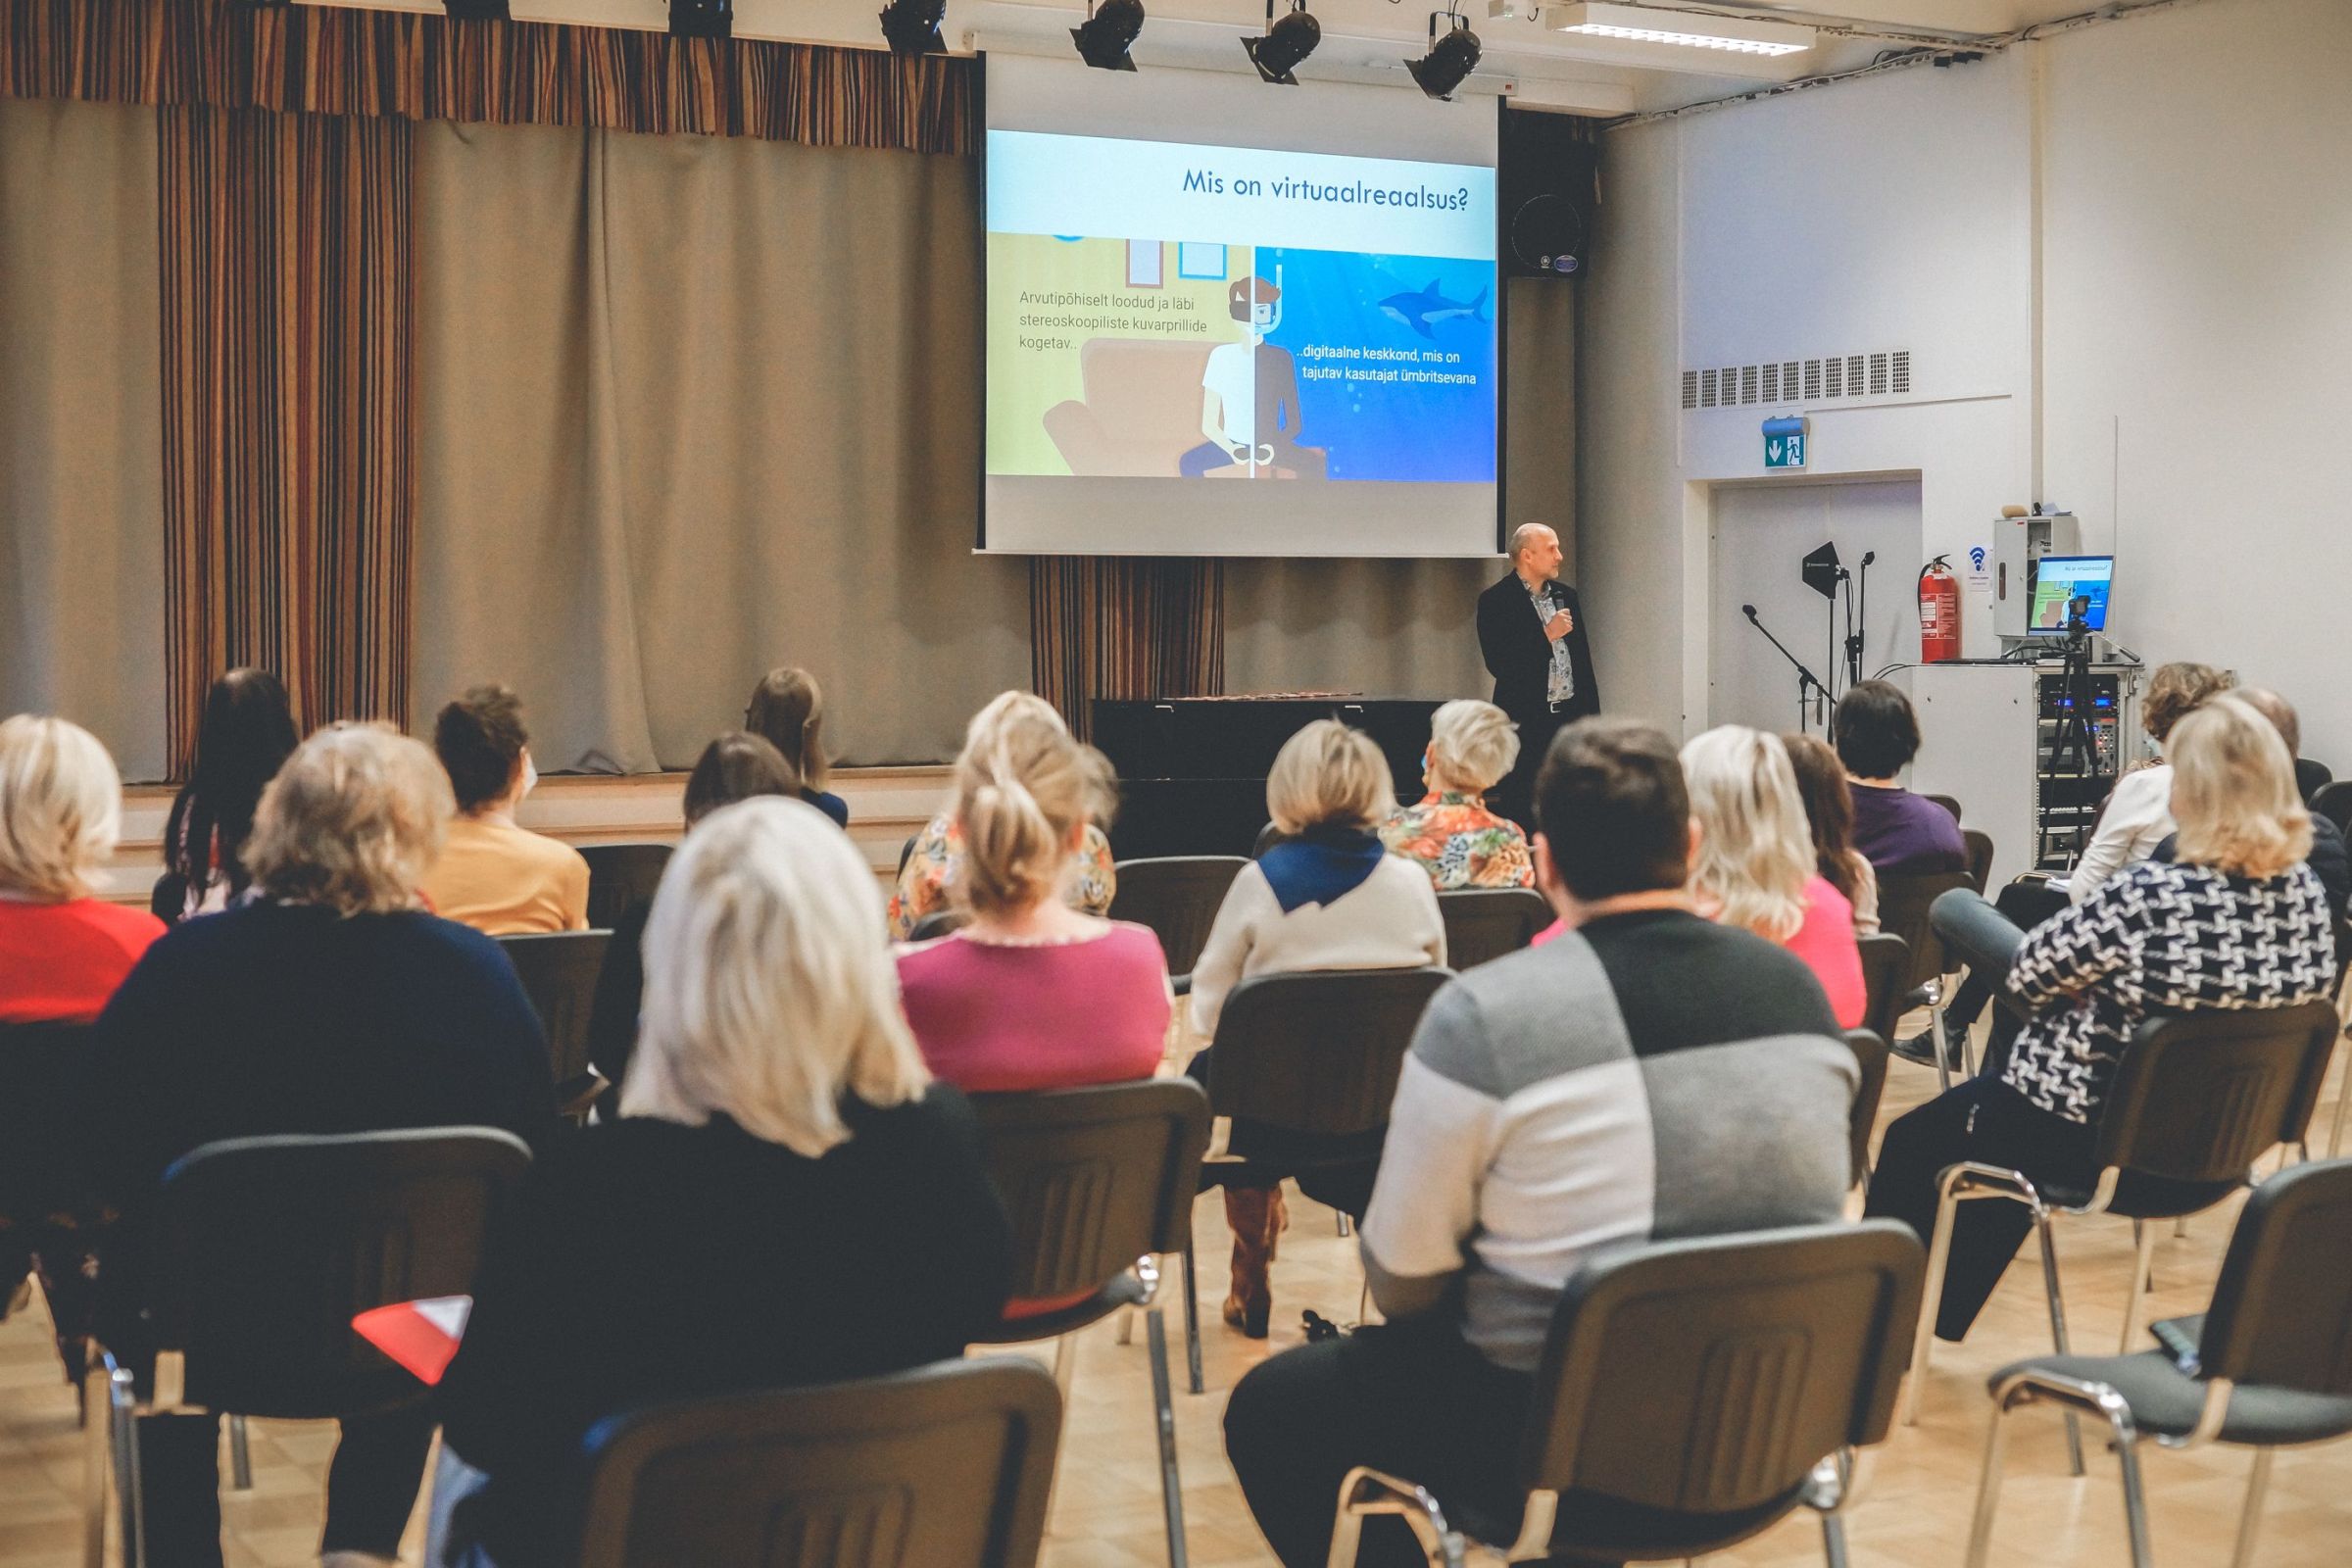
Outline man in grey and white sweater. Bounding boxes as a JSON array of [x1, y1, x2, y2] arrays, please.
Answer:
[[1223, 716, 1858, 1568]]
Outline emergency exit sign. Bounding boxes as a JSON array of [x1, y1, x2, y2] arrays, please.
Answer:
[[1764, 416, 1808, 469]]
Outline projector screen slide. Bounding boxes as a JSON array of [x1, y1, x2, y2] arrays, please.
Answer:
[[979, 70, 1500, 558]]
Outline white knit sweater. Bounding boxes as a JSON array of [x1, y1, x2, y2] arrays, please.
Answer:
[[1186, 856, 1447, 1039]]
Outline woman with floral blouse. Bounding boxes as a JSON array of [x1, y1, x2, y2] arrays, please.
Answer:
[[1379, 700, 1535, 891]]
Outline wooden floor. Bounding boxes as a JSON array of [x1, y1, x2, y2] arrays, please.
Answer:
[[4, 1058, 2349, 1568]]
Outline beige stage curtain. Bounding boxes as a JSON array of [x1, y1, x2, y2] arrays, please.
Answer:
[[412, 118, 1029, 771], [0, 97, 166, 777]]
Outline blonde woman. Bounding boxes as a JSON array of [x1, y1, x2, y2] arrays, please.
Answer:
[[0, 715, 164, 1022], [1681, 726, 1864, 1028], [92, 724, 554, 1568], [1188, 719, 1446, 1338], [435, 799, 1013, 1567], [1866, 694, 2336, 1342], [1379, 699, 1534, 890]]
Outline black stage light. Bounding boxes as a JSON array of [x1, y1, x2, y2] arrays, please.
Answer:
[[1243, 0, 1320, 84], [880, 0, 948, 54], [669, 0, 733, 39], [1405, 11, 1480, 99], [1072, 0, 1146, 71], [444, 0, 512, 20]]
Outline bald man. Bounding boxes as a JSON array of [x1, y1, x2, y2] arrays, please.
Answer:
[[1476, 523, 1598, 827]]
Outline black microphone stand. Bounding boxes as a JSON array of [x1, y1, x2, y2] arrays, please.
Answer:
[[1742, 605, 1833, 735], [1842, 552, 1875, 692]]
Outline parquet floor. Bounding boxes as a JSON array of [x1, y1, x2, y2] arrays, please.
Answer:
[[4, 1054, 2349, 1568]]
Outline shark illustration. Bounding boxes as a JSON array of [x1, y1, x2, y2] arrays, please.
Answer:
[[1377, 279, 1488, 339]]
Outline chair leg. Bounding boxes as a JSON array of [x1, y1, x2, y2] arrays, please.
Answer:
[[1820, 1511, 1852, 1568], [81, 1365, 107, 1568], [1146, 1306, 1190, 1568], [2034, 1210, 2085, 1477], [1933, 1006, 1953, 1093], [108, 1369, 143, 1568], [1117, 1304, 1137, 1347], [227, 1412, 252, 1490], [2230, 1447, 2274, 1568], [1182, 1229, 1204, 1396], [2111, 1417, 2155, 1568], [2120, 1219, 2157, 1354], [1905, 1176, 1964, 1426], [1045, 1333, 1080, 1527], [1963, 1400, 2012, 1568], [2332, 1051, 2352, 1158], [1336, 1211, 1352, 1239]]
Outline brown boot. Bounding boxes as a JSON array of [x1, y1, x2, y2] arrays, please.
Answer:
[[1221, 1186, 1277, 1339]]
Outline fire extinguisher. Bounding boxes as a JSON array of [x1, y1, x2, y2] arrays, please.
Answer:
[[1918, 556, 1961, 662]]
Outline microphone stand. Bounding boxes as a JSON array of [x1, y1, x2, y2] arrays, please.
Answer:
[[1742, 605, 1833, 735], [1840, 551, 1876, 694]]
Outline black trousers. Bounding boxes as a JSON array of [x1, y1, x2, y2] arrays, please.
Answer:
[[1862, 1077, 2095, 1341], [1494, 710, 1568, 832], [137, 1405, 436, 1566]]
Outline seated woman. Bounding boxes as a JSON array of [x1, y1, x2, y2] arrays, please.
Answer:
[[433, 798, 1012, 1568], [1783, 731, 1880, 935], [745, 665, 851, 828], [420, 684, 590, 935], [1682, 726, 1865, 1029], [1378, 699, 1534, 891], [1864, 695, 2335, 1343], [155, 667, 299, 920], [92, 723, 555, 1568], [1833, 679, 1967, 877], [1188, 719, 1447, 1339]]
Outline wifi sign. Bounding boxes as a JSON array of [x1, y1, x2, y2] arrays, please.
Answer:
[[1969, 546, 1987, 571]]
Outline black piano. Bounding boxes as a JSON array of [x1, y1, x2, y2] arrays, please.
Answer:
[[1092, 696, 1444, 858]]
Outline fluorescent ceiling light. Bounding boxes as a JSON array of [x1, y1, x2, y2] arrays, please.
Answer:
[[1549, 2, 1811, 56]]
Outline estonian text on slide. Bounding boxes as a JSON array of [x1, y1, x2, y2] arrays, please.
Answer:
[[1015, 289, 1207, 353]]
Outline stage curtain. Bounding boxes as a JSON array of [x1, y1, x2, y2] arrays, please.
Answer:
[[0, 97, 166, 777], [1029, 560, 1224, 741], [156, 103, 414, 769], [410, 117, 1028, 771]]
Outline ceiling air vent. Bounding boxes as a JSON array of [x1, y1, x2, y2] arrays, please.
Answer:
[[1682, 369, 1699, 411], [1677, 348, 1915, 411]]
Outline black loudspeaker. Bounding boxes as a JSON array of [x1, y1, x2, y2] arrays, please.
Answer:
[[1497, 104, 1599, 278]]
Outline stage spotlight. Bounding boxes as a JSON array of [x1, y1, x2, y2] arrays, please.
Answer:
[[669, 0, 732, 38], [1406, 10, 1481, 99], [443, 0, 511, 19], [880, 0, 948, 54], [1243, 0, 1320, 84], [1072, 0, 1146, 71]]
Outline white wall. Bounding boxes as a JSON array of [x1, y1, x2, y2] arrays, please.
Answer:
[[1579, 0, 2352, 763]]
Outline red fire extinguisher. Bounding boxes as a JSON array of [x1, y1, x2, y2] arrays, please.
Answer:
[[1918, 556, 1961, 662]]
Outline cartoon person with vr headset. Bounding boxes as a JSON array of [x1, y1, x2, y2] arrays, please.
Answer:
[[1180, 270, 1326, 480]]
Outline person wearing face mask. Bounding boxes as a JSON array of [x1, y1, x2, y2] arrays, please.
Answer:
[[418, 684, 589, 935]]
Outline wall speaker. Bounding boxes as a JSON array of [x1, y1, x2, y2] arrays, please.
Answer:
[[1497, 104, 1599, 279]]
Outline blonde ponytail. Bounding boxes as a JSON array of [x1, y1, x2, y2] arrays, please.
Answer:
[[951, 693, 1100, 919]]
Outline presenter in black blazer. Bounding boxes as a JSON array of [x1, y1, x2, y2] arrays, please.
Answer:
[[1477, 523, 1599, 827]]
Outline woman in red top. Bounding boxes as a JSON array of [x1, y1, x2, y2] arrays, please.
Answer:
[[0, 715, 165, 1022]]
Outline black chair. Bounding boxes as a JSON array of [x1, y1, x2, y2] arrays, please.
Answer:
[[0, 1020, 97, 1237], [1844, 1028, 1890, 1192], [1874, 869, 1977, 1085], [84, 1128, 532, 1568], [1965, 1156, 2352, 1568], [1905, 1000, 2340, 1471], [499, 930, 615, 1118], [1250, 821, 1291, 858], [1855, 932, 1911, 1045], [1925, 793, 1963, 823], [1328, 1220, 1924, 1568], [969, 1081, 1210, 1566], [1108, 857, 1249, 994], [908, 908, 967, 943], [898, 832, 921, 876], [2294, 756, 2332, 806], [2311, 779, 2352, 837], [1184, 967, 1450, 1394], [579, 843, 672, 932], [1961, 828, 1994, 896], [576, 1359, 1063, 1568], [1436, 888, 1553, 972]]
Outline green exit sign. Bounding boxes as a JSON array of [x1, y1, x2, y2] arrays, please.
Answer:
[[1764, 416, 1808, 469]]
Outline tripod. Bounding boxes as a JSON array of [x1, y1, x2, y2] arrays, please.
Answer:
[[2040, 600, 2100, 868], [1742, 604, 1834, 735]]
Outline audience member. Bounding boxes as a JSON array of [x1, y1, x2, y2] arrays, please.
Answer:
[[1834, 679, 1967, 876], [2067, 660, 2234, 904], [2152, 687, 2349, 920], [1378, 699, 1534, 890], [432, 799, 1011, 1568], [746, 665, 851, 827], [420, 685, 589, 935], [156, 667, 298, 920], [0, 716, 165, 1022], [1683, 726, 1865, 1028], [1188, 719, 1446, 1339], [1785, 730, 1880, 933], [1222, 718, 1854, 1567], [1865, 695, 2334, 1342], [92, 723, 555, 1568]]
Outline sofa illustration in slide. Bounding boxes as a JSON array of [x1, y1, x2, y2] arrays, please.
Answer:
[[1041, 338, 1220, 477]]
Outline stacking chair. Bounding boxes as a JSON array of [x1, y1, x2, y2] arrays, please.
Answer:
[[1184, 967, 1450, 1393], [1874, 869, 1977, 1085], [1436, 888, 1553, 972], [898, 832, 921, 876], [576, 1359, 1063, 1568], [1965, 1157, 2352, 1568], [1328, 1220, 1924, 1568], [1250, 821, 1288, 858], [499, 930, 615, 1118], [83, 1128, 531, 1568], [1962, 828, 1995, 896], [1843, 1028, 1890, 1192], [968, 1082, 1210, 1567], [1108, 857, 1249, 993], [1925, 793, 1963, 823], [909, 908, 968, 943], [1855, 933, 1911, 1046], [579, 843, 672, 930], [2309, 779, 2352, 836], [1904, 1001, 2339, 1473]]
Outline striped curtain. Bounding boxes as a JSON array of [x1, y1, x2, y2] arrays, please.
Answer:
[[1031, 560, 1225, 741], [158, 104, 412, 766]]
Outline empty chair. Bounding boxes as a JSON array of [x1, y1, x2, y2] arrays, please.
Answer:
[[1965, 1156, 2352, 1568], [576, 1359, 1063, 1568], [1435, 888, 1553, 972], [1107, 857, 1249, 991], [578, 843, 673, 932], [1327, 1220, 1924, 1568], [1855, 931, 1912, 1045], [498, 930, 615, 1117], [1875, 868, 1977, 1083]]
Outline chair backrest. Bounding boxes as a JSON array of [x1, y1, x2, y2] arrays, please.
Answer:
[[2311, 779, 2352, 836], [1250, 821, 1288, 859], [1842, 1029, 1889, 1187], [2196, 1156, 2352, 1395], [908, 908, 967, 944], [580, 842, 674, 931], [0, 1020, 96, 1227], [1961, 829, 1994, 895], [1875, 870, 1975, 995], [1205, 968, 1450, 1137], [2093, 1000, 2341, 1184], [969, 1081, 1211, 1299], [1854, 933, 1911, 1043], [148, 1128, 532, 1419], [1521, 1221, 1923, 1518], [899, 833, 920, 876], [1437, 888, 1554, 972], [2295, 758, 2332, 806], [1106, 857, 1249, 977], [499, 930, 614, 1096], [1924, 794, 1962, 823], [577, 1358, 1061, 1568]]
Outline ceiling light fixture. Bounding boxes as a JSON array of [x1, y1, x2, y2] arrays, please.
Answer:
[[1072, 0, 1146, 71], [1549, 2, 1810, 57], [1243, 0, 1322, 85], [1406, 9, 1482, 100]]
